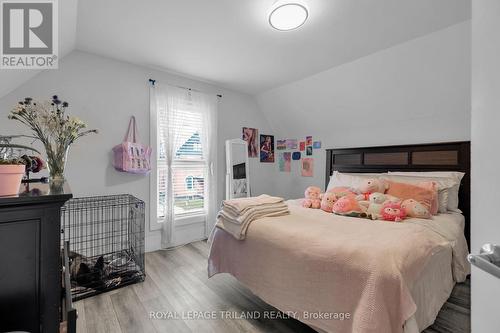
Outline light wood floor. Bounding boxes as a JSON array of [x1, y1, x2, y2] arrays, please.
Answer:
[[75, 241, 470, 333]]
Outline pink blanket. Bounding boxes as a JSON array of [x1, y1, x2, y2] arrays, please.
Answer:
[[208, 204, 469, 333]]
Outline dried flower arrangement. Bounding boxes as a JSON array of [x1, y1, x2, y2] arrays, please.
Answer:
[[8, 95, 97, 181]]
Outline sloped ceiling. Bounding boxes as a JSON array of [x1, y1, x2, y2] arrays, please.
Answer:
[[256, 21, 471, 137], [1, 0, 471, 97], [76, 0, 471, 94], [0, 0, 78, 99]]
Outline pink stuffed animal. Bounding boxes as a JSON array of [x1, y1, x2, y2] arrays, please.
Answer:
[[302, 186, 322, 209], [401, 199, 431, 219], [328, 186, 357, 198], [356, 178, 389, 201], [381, 201, 407, 222], [332, 195, 367, 217], [320, 191, 337, 213]]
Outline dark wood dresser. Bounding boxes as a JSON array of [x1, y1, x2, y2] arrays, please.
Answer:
[[0, 182, 72, 333]]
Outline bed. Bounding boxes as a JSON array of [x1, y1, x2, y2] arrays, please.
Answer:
[[208, 142, 471, 333]]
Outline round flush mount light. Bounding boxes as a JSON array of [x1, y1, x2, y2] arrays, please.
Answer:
[[269, 2, 308, 31]]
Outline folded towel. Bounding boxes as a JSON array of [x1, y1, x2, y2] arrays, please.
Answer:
[[218, 202, 289, 225], [222, 201, 287, 217], [223, 194, 284, 214], [216, 208, 290, 240], [216, 194, 289, 240]]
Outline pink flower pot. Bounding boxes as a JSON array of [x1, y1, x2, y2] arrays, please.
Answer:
[[0, 164, 25, 196]]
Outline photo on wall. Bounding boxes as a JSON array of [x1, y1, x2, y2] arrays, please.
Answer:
[[313, 141, 322, 149], [306, 146, 313, 156], [286, 139, 298, 150], [299, 141, 305, 151], [277, 139, 287, 150], [306, 136, 313, 146], [260, 134, 275, 163], [301, 158, 314, 177], [278, 152, 291, 172], [242, 127, 258, 158]]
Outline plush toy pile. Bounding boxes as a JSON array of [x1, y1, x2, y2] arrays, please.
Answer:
[[301, 178, 432, 222]]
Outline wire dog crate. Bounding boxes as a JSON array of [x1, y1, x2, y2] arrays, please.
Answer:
[[61, 194, 145, 301]]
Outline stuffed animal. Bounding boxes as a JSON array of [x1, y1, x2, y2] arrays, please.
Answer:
[[355, 178, 389, 201], [380, 201, 407, 222], [328, 186, 357, 199], [302, 186, 322, 209], [320, 191, 338, 213], [401, 199, 431, 219], [359, 192, 389, 220], [385, 194, 402, 203], [332, 195, 367, 218]]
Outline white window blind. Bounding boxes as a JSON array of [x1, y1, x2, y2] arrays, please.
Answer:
[[157, 105, 207, 219]]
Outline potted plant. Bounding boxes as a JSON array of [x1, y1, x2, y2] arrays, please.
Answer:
[[0, 142, 40, 196]]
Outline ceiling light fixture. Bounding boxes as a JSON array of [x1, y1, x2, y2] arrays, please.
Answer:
[[269, 2, 308, 31]]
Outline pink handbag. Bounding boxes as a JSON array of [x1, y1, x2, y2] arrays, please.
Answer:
[[112, 116, 152, 174]]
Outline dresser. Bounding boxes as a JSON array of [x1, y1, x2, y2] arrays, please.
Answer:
[[0, 182, 72, 333]]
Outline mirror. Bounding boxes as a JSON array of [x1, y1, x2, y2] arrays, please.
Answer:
[[226, 139, 251, 199]]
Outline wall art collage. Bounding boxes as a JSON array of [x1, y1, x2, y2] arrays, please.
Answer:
[[242, 128, 321, 177]]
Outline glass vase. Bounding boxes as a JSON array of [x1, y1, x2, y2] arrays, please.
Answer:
[[46, 145, 69, 184]]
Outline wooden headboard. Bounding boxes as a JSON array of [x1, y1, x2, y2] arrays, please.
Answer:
[[325, 141, 470, 246]]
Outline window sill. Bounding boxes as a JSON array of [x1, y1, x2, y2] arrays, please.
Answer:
[[176, 214, 206, 226], [155, 213, 206, 229]]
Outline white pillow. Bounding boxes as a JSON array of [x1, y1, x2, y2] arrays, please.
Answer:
[[386, 172, 464, 213], [327, 171, 386, 191]]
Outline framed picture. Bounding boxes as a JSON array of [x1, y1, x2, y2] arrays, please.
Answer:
[[313, 141, 322, 149], [299, 141, 305, 151], [306, 136, 313, 146], [301, 158, 314, 177], [259, 134, 275, 163], [277, 139, 287, 150], [242, 127, 258, 158], [306, 146, 313, 156]]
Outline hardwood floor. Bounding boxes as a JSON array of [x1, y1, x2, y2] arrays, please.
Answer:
[[75, 241, 470, 333]]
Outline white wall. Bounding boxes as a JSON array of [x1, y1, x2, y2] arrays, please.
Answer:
[[256, 21, 471, 199], [471, 1, 500, 331], [0, 51, 276, 252]]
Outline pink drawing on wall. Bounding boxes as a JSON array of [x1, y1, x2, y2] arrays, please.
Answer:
[[279, 152, 291, 172], [301, 158, 314, 177]]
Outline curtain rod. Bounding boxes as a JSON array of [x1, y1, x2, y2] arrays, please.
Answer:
[[148, 79, 222, 98]]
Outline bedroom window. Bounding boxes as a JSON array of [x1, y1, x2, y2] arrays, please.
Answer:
[[150, 83, 218, 247], [157, 107, 206, 218], [185, 176, 194, 190]]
